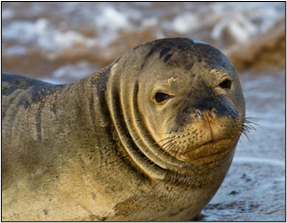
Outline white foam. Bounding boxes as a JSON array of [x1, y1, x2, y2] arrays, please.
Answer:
[[2, 18, 98, 51], [2, 19, 54, 49], [2, 2, 285, 58], [142, 17, 158, 27], [210, 2, 284, 46], [51, 61, 99, 82], [171, 13, 198, 33], [2, 8, 14, 20], [211, 15, 257, 44], [54, 30, 96, 48], [95, 7, 130, 31], [2, 20, 38, 40], [92, 6, 132, 47], [5, 45, 27, 56]]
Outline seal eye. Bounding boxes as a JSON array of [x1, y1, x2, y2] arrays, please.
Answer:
[[219, 79, 232, 90], [155, 92, 170, 103]]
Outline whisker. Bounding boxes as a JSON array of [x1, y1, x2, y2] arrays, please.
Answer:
[[173, 144, 183, 158], [167, 145, 178, 156], [162, 142, 175, 151], [158, 136, 175, 144], [160, 139, 175, 148], [153, 136, 174, 146], [161, 143, 176, 157], [245, 116, 264, 121], [245, 120, 268, 135], [165, 142, 176, 151], [242, 131, 251, 144], [244, 123, 257, 131]]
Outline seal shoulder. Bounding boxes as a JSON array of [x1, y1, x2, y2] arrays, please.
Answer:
[[2, 72, 58, 96], [2, 72, 63, 117]]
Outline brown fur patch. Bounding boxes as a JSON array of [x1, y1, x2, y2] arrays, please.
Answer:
[[115, 197, 143, 216]]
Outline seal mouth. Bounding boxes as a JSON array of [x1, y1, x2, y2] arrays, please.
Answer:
[[178, 138, 236, 163]]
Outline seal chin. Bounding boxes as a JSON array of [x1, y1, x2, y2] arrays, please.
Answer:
[[177, 138, 237, 164]]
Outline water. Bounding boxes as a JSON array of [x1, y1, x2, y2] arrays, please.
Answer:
[[2, 2, 285, 221]]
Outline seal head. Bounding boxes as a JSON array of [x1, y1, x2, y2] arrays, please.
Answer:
[[107, 38, 245, 185]]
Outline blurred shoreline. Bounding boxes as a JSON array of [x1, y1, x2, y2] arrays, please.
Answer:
[[227, 20, 285, 71], [2, 2, 285, 83]]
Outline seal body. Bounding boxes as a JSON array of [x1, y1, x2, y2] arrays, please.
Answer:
[[2, 38, 245, 221]]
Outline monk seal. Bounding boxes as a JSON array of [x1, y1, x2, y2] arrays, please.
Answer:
[[2, 38, 246, 221]]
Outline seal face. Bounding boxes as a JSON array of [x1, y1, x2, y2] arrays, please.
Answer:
[[2, 38, 245, 221], [107, 38, 245, 183]]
